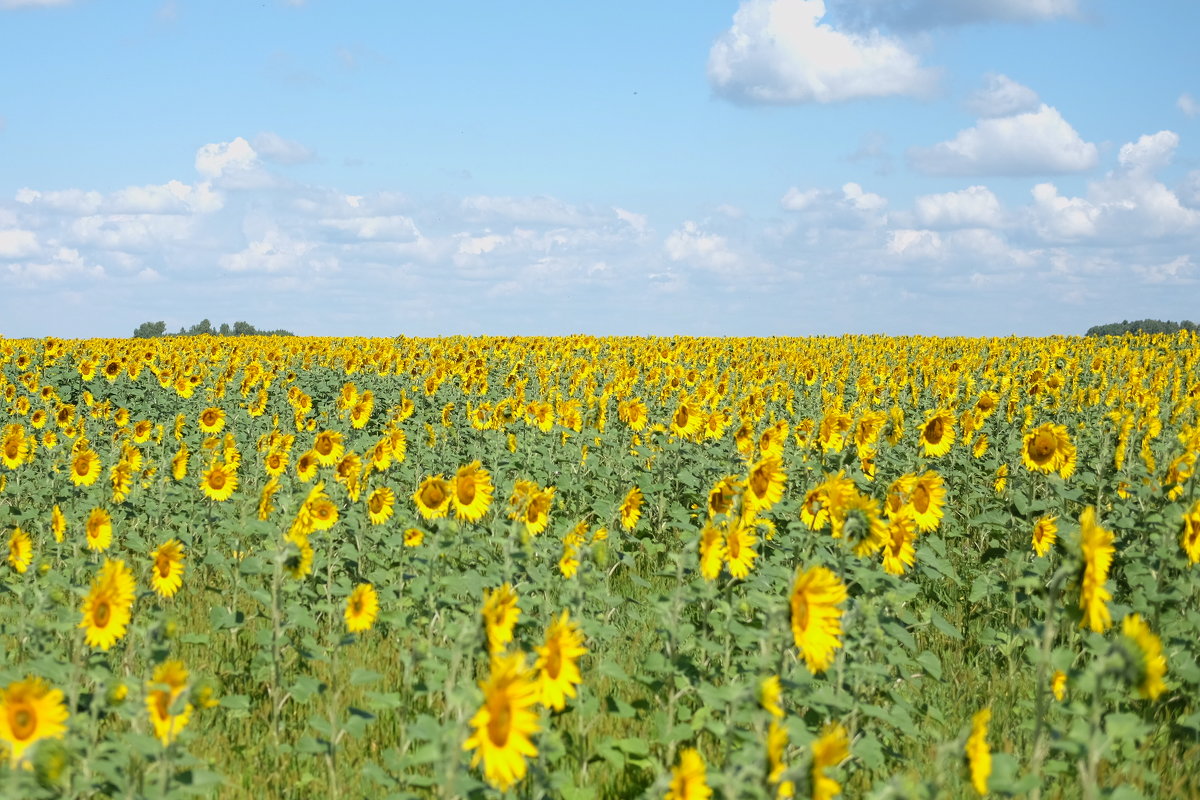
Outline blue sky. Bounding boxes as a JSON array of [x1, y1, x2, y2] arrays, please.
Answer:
[[1, 0, 1198, 337]]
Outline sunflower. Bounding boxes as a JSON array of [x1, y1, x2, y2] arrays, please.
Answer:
[[80, 558, 136, 650], [366, 486, 395, 525], [994, 464, 1008, 494], [881, 513, 917, 576], [312, 430, 345, 466], [1079, 506, 1114, 633], [198, 406, 225, 434], [698, 524, 726, 581], [833, 490, 886, 558], [767, 719, 788, 784], [1181, 500, 1200, 564], [669, 399, 703, 439], [263, 449, 288, 478], [200, 462, 238, 502], [149, 539, 185, 599], [1052, 670, 1067, 702], [919, 410, 955, 458], [110, 461, 133, 504], [811, 723, 850, 800], [258, 477, 280, 521], [85, 507, 113, 552], [295, 450, 319, 483], [452, 461, 494, 522], [413, 475, 452, 520], [462, 652, 541, 792], [70, 448, 101, 486], [0, 676, 69, 767], [305, 496, 339, 531], [1032, 516, 1058, 557], [171, 445, 189, 481], [619, 486, 644, 531], [403, 527, 424, 547], [283, 535, 314, 580], [665, 748, 712, 800], [707, 476, 742, 518], [345, 583, 379, 633], [745, 456, 786, 512], [51, 505, 65, 543], [758, 675, 784, 719], [800, 485, 831, 531], [1, 428, 29, 470], [146, 660, 192, 746], [534, 610, 587, 711], [908, 471, 946, 533], [523, 487, 555, 536], [559, 539, 580, 579], [724, 517, 758, 579], [1121, 614, 1166, 700], [1022, 423, 1073, 475], [482, 583, 521, 654], [965, 708, 991, 796], [7, 527, 32, 574], [789, 566, 847, 674]]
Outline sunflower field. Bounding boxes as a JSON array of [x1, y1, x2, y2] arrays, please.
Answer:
[[1, 333, 1199, 799]]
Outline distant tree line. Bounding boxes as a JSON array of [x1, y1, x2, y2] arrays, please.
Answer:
[[1085, 319, 1198, 337], [132, 319, 296, 338]]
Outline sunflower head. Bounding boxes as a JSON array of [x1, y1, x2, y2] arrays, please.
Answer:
[[462, 652, 541, 791], [0, 676, 69, 767]]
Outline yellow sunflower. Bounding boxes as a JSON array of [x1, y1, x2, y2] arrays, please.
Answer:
[[533, 610, 587, 711], [811, 723, 850, 800], [70, 448, 101, 486], [413, 475, 452, 520], [199, 462, 238, 502], [462, 652, 541, 792], [452, 461, 494, 523], [665, 748, 712, 800], [1121, 614, 1166, 700], [149, 539, 185, 599], [758, 675, 784, 719], [403, 527, 424, 547], [707, 475, 742, 518], [85, 507, 113, 552], [669, 399, 703, 439], [909, 471, 946, 533], [1032, 516, 1058, 557], [0, 676, 69, 767], [482, 583, 521, 654], [1079, 506, 1114, 633], [7, 527, 32, 574], [767, 719, 788, 785], [919, 410, 955, 458], [965, 708, 991, 796], [50, 505, 65, 543], [619, 486, 644, 531], [295, 450, 319, 482], [146, 660, 192, 746], [881, 512, 917, 576], [1179, 500, 1200, 564], [366, 486, 395, 525], [790, 566, 847, 674], [312, 429, 345, 466], [745, 456, 786, 512], [1022, 423, 1073, 475], [345, 583, 379, 634], [80, 558, 136, 650], [171, 444, 189, 481], [263, 449, 288, 478], [724, 516, 758, 579], [198, 406, 225, 434], [698, 523, 726, 581], [523, 487, 555, 536]]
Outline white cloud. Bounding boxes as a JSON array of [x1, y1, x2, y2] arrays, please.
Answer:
[[1029, 183, 1099, 240], [252, 132, 315, 164], [109, 180, 223, 214], [195, 137, 258, 178], [886, 228, 943, 259], [909, 104, 1098, 176], [966, 73, 1040, 117], [0, 228, 39, 258], [1117, 130, 1178, 174], [4, 247, 104, 286], [842, 182, 886, 212], [614, 207, 649, 232], [320, 215, 420, 241], [914, 186, 1002, 228], [664, 221, 742, 273], [1178, 93, 1200, 118], [708, 0, 938, 104], [460, 195, 589, 226], [1134, 255, 1195, 285], [219, 229, 317, 273], [781, 187, 825, 211], [15, 187, 103, 214]]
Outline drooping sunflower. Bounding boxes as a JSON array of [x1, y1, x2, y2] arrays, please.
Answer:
[[908, 471, 946, 533], [7, 527, 32, 574], [664, 748, 712, 800], [698, 524, 726, 581], [745, 456, 786, 512], [80, 558, 136, 650], [1032, 516, 1058, 557], [1121, 614, 1166, 700], [312, 429, 345, 466], [789, 566, 848, 674], [149, 539, 185, 598], [110, 461, 133, 504], [413, 474, 452, 520], [0, 676, 69, 767], [965, 708, 991, 796], [1079, 506, 1114, 633], [85, 507, 113, 552], [811, 723, 850, 800], [1179, 500, 1200, 564], [994, 463, 1008, 494], [533, 610, 588, 711], [619, 486, 644, 531], [345, 583, 379, 634], [462, 651, 541, 792], [707, 475, 742, 518], [199, 462, 238, 502], [198, 406, 225, 434], [919, 410, 955, 458], [452, 461, 494, 523], [1052, 670, 1067, 702], [366, 486, 395, 525], [482, 583, 521, 654], [145, 660, 192, 746], [70, 448, 101, 486], [1022, 423, 1073, 475]]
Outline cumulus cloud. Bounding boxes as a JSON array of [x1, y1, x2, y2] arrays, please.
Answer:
[[908, 104, 1098, 176], [252, 132, 316, 164], [194, 137, 278, 188], [0, 228, 39, 258], [914, 185, 1003, 228], [664, 221, 742, 273], [708, 0, 938, 104], [219, 229, 319, 273], [1117, 130, 1178, 174], [1178, 92, 1199, 118], [965, 73, 1040, 117], [1133, 255, 1195, 285]]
